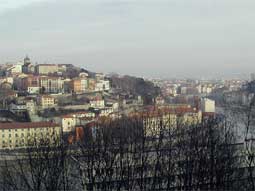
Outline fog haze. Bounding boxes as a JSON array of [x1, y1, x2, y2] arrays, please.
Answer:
[[1, 0, 255, 78]]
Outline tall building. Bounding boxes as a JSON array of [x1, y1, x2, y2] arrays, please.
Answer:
[[22, 55, 32, 73]]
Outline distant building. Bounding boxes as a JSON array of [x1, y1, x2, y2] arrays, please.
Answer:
[[69, 78, 82, 93], [35, 64, 59, 75], [22, 55, 33, 74], [6, 62, 23, 75], [61, 111, 95, 132], [88, 78, 96, 91], [79, 72, 89, 78], [95, 80, 110, 91], [38, 95, 56, 109], [90, 97, 105, 108], [40, 76, 64, 93], [25, 99, 37, 114], [81, 78, 88, 92], [201, 98, 215, 113], [130, 106, 202, 137], [95, 73, 105, 82], [21, 75, 40, 94], [0, 122, 61, 149], [251, 73, 255, 82], [69, 78, 89, 93], [155, 96, 165, 105]]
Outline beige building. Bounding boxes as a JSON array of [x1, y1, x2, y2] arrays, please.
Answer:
[[132, 107, 202, 137], [201, 98, 215, 113], [38, 95, 56, 109], [0, 122, 61, 149], [35, 64, 59, 75]]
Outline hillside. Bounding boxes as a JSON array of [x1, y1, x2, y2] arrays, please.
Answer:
[[109, 75, 160, 104]]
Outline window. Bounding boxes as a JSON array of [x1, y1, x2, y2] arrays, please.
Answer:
[[2, 134, 4, 138], [9, 134, 11, 138]]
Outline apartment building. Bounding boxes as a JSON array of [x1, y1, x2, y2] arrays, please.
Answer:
[[0, 122, 61, 149], [40, 76, 64, 93], [131, 106, 202, 137], [38, 95, 56, 109], [21, 75, 40, 94]]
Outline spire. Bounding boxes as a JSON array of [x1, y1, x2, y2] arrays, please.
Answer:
[[24, 55, 31, 65]]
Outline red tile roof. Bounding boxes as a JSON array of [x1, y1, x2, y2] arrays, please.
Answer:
[[0, 122, 59, 129]]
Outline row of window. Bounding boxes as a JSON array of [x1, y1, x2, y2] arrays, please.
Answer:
[[1, 128, 52, 132], [1, 132, 53, 138]]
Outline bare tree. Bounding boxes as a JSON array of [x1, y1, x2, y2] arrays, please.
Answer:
[[0, 136, 71, 191]]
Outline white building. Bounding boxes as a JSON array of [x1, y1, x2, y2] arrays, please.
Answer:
[[61, 111, 95, 132], [6, 62, 23, 75], [81, 78, 88, 92], [90, 97, 105, 108], [27, 86, 40, 94], [95, 80, 110, 91], [25, 100, 37, 114], [201, 98, 215, 113]]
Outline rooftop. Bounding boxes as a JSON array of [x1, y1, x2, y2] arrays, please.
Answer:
[[0, 122, 59, 129]]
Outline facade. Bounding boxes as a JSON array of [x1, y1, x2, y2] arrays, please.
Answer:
[[95, 80, 110, 91], [90, 97, 105, 108], [28, 86, 40, 94], [132, 107, 202, 137], [6, 62, 23, 75], [61, 111, 95, 132], [88, 78, 96, 91], [95, 73, 105, 82], [35, 64, 59, 75], [99, 107, 114, 117], [25, 99, 37, 114], [40, 76, 64, 93], [21, 75, 40, 93], [68, 78, 88, 93], [0, 122, 61, 149], [81, 78, 88, 92], [70, 78, 82, 93], [201, 98, 215, 113], [38, 95, 56, 109]]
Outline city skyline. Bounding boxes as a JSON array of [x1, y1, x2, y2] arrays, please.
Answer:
[[1, 0, 255, 78]]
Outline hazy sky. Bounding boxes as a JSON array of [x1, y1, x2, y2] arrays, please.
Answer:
[[1, 0, 255, 78]]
